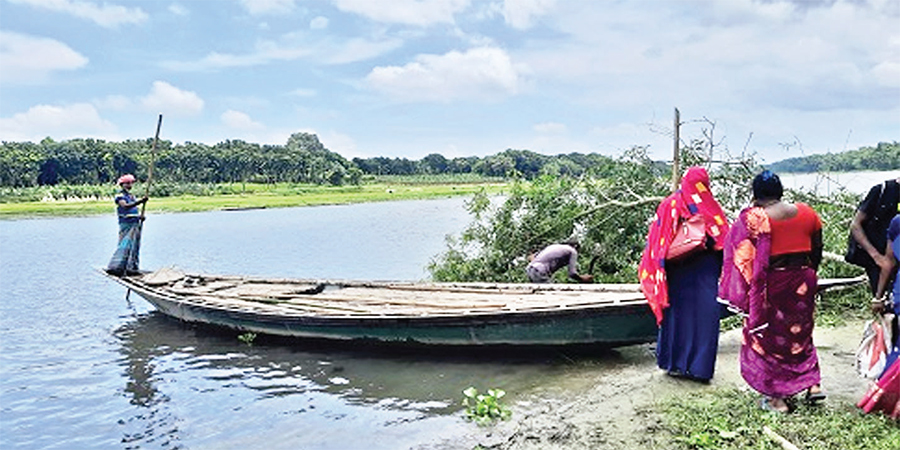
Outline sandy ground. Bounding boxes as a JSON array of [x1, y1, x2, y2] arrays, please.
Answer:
[[444, 320, 875, 450]]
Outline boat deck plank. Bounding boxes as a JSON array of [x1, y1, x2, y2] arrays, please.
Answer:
[[154, 277, 648, 317], [122, 269, 866, 319]]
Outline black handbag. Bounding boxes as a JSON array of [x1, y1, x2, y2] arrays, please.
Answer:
[[845, 234, 869, 267]]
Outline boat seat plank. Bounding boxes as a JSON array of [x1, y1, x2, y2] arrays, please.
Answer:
[[157, 283, 648, 316]]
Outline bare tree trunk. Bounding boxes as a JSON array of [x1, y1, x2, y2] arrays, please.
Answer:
[[672, 108, 680, 191]]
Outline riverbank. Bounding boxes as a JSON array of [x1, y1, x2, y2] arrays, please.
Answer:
[[0, 182, 507, 219], [440, 320, 899, 450]]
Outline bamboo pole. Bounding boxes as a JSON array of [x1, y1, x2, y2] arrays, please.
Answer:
[[140, 114, 163, 216], [122, 114, 163, 277], [672, 107, 680, 191]]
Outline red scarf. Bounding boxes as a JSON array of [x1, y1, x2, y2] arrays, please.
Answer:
[[638, 167, 730, 324]]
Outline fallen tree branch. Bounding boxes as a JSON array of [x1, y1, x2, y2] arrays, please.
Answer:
[[573, 196, 664, 223]]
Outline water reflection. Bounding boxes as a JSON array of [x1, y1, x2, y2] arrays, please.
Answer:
[[116, 314, 182, 449], [113, 312, 644, 449]]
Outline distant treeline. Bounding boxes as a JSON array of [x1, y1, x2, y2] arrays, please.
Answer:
[[1, 133, 895, 188], [0, 133, 356, 188], [0, 132, 626, 188], [767, 141, 899, 173]]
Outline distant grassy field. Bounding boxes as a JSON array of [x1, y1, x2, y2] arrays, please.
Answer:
[[0, 181, 507, 219]]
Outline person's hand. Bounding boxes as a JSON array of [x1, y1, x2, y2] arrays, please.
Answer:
[[139, 215, 146, 222], [578, 274, 594, 283], [871, 297, 887, 315], [140, 196, 149, 204]]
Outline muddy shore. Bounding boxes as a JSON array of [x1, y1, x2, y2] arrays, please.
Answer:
[[436, 320, 874, 450]]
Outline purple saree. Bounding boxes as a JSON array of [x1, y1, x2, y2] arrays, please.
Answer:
[[719, 207, 821, 398]]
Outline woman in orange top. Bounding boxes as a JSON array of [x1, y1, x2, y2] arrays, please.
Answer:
[[719, 170, 825, 413]]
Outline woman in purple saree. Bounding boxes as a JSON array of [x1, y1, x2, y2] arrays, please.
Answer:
[[719, 171, 824, 413]]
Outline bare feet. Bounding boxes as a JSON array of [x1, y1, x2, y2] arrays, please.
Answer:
[[760, 397, 790, 413]]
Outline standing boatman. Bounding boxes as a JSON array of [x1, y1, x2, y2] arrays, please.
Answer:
[[106, 174, 148, 276]]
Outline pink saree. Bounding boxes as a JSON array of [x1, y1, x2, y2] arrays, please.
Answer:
[[719, 207, 821, 398]]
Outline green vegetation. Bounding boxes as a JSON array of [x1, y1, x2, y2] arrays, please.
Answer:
[[426, 139, 878, 334], [768, 141, 899, 173], [2, 130, 891, 192], [429, 145, 670, 283], [1, 133, 359, 187], [0, 180, 507, 219], [647, 388, 899, 450], [1, 133, 621, 190], [237, 332, 257, 346], [462, 387, 512, 425], [427, 141, 874, 286], [427, 142, 770, 283]]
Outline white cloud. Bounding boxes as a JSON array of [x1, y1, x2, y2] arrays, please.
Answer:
[[7, 0, 147, 28], [0, 31, 88, 83], [140, 81, 204, 116], [502, 0, 556, 29], [163, 39, 314, 71], [94, 94, 132, 110], [515, 0, 899, 116], [164, 34, 402, 70], [322, 37, 404, 65], [588, 122, 670, 157], [221, 110, 264, 130], [318, 131, 359, 157], [333, 0, 469, 26], [366, 47, 529, 102], [168, 3, 189, 16], [238, 0, 296, 16], [872, 61, 900, 88], [0, 103, 115, 142], [310, 16, 329, 30]]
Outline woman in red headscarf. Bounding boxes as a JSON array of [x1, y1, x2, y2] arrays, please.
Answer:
[[639, 166, 730, 382]]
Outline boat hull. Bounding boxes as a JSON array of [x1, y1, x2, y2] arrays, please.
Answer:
[[144, 290, 657, 347], [109, 271, 659, 347]]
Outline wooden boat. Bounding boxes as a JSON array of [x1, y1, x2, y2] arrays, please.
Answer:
[[102, 267, 658, 347], [102, 268, 866, 348]]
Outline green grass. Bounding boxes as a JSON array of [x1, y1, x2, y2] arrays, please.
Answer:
[[0, 182, 507, 219], [647, 388, 899, 450]]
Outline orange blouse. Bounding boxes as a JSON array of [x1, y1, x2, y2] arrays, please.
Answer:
[[769, 203, 822, 256]]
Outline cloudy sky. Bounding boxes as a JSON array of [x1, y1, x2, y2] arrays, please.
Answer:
[[0, 0, 897, 163]]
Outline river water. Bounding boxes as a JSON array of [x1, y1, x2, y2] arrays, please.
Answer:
[[2, 171, 895, 450], [0, 197, 625, 450], [779, 170, 900, 196]]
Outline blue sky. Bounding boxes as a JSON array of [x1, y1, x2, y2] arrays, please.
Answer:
[[0, 0, 897, 164]]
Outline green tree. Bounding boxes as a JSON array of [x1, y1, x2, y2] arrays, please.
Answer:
[[427, 142, 767, 283]]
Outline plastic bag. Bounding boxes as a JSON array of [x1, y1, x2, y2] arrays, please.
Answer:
[[856, 314, 894, 378]]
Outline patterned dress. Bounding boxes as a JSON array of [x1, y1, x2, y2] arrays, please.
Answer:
[[106, 189, 142, 274], [719, 205, 822, 398]]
